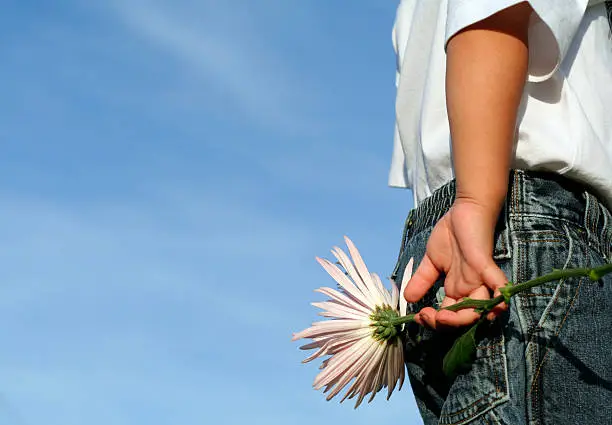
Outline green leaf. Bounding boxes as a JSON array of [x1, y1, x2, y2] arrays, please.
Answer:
[[442, 321, 480, 377]]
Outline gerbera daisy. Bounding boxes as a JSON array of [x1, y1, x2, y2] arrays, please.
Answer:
[[292, 236, 414, 408]]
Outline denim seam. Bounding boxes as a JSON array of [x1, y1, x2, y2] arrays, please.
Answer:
[[517, 238, 562, 244], [587, 193, 596, 237], [527, 225, 577, 424], [601, 205, 612, 262], [515, 234, 564, 311], [518, 240, 528, 329], [535, 225, 574, 331], [493, 348, 501, 393], [526, 336, 538, 421], [500, 225, 507, 257], [599, 203, 611, 261], [476, 344, 504, 350], [583, 192, 611, 260], [581, 194, 612, 265], [528, 276, 585, 402], [509, 213, 586, 231], [519, 238, 526, 291], [517, 225, 573, 424], [440, 349, 509, 424], [440, 391, 500, 424], [515, 230, 563, 237], [512, 171, 520, 216], [590, 246, 609, 262], [487, 409, 502, 425], [528, 255, 584, 392], [587, 194, 598, 255], [600, 203, 612, 261]]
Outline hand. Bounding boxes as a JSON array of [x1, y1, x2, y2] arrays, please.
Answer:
[[403, 199, 508, 328]]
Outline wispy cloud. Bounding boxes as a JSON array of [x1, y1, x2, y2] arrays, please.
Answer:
[[108, 0, 320, 133]]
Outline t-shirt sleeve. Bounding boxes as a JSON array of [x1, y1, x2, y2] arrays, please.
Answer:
[[445, 0, 589, 82]]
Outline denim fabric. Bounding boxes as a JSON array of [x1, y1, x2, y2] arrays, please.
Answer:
[[392, 170, 612, 425]]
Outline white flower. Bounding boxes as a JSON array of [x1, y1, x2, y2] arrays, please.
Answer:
[[292, 236, 414, 408]]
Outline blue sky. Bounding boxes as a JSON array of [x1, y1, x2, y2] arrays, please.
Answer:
[[0, 1, 420, 424]]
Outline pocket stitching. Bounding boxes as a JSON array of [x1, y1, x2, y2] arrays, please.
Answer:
[[532, 225, 575, 330], [440, 390, 506, 424], [527, 224, 582, 397], [439, 344, 510, 424], [514, 224, 576, 420], [528, 276, 585, 396], [515, 230, 567, 326]]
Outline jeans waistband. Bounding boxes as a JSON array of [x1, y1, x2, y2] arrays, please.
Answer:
[[400, 170, 612, 260]]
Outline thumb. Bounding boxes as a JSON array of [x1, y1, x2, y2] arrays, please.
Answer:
[[404, 254, 440, 303]]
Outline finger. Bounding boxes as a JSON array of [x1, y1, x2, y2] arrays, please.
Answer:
[[404, 255, 440, 303], [418, 307, 438, 329], [444, 260, 481, 299], [481, 261, 509, 292], [437, 285, 488, 327], [440, 295, 455, 308], [436, 307, 480, 327], [486, 288, 508, 320]]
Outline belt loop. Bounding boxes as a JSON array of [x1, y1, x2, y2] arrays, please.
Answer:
[[599, 202, 612, 262], [507, 169, 523, 223], [583, 192, 601, 256]]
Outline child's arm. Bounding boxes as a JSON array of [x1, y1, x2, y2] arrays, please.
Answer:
[[404, 3, 532, 328], [448, 2, 531, 231]]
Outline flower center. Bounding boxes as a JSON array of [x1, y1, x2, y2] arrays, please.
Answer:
[[370, 305, 400, 342]]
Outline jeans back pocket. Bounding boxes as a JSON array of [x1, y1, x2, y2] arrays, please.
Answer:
[[393, 222, 511, 425]]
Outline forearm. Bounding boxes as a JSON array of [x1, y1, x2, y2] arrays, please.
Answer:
[[446, 3, 531, 226]]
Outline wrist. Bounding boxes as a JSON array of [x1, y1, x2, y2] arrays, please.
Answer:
[[454, 191, 505, 230], [456, 182, 507, 209], [455, 166, 509, 224]]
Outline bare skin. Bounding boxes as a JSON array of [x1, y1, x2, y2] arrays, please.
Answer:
[[403, 2, 532, 329]]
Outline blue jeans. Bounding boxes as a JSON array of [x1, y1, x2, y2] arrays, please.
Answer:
[[392, 170, 612, 425]]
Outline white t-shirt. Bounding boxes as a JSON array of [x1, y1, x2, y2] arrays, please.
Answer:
[[388, 0, 612, 209]]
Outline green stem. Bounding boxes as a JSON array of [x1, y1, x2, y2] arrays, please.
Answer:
[[392, 313, 417, 325], [391, 263, 612, 327]]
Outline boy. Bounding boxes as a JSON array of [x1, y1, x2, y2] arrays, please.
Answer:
[[390, 1, 612, 424]]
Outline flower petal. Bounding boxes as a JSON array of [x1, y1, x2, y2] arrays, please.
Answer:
[[312, 301, 369, 320], [314, 287, 371, 316], [385, 343, 399, 400], [294, 238, 410, 408], [316, 257, 373, 309], [331, 246, 381, 307], [323, 339, 382, 401], [343, 341, 386, 405], [313, 336, 374, 390], [292, 319, 369, 341], [371, 272, 392, 306], [399, 258, 414, 318], [343, 237, 382, 304]]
